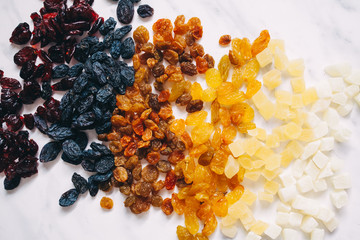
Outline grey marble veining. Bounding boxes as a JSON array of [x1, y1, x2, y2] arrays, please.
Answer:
[[0, 0, 360, 239]]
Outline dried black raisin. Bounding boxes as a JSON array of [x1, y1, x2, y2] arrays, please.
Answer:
[[39, 141, 62, 162], [59, 188, 79, 207], [117, 0, 134, 24]]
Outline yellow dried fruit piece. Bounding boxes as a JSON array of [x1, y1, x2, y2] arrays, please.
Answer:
[[247, 128, 258, 137], [264, 153, 281, 171], [263, 69, 282, 90], [252, 160, 265, 169], [217, 82, 236, 96], [238, 154, 253, 170], [169, 119, 186, 136], [286, 140, 304, 158], [254, 146, 274, 161], [218, 55, 231, 81], [186, 110, 208, 126], [262, 168, 282, 181], [185, 211, 200, 235], [221, 215, 237, 227], [274, 47, 289, 70], [274, 103, 293, 121], [298, 128, 314, 142], [290, 77, 306, 93], [275, 90, 292, 105], [217, 91, 246, 106], [226, 185, 245, 205], [219, 107, 231, 127], [243, 137, 262, 156], [250, 220, 269, 235], [191, 82, 203, 100], [264, 181, 280, 194], [224, 155, 240, 179], [287, 58, 305, 77], [258, 191, 274, 203], [228, 139, 245, 157], [281, 148, 294, 167], [256, 47, 273, 67], [202, 88, 217, 102], [232, 66, 244, 89], [229, 201, 255, 230], [210, 150, 228, 175], [283, 122, 302, 139], [205, 68, 223, 89], [256, 128, 267, 141], [258, 101, 275, 121], [266, 134, 280, 148], [302, 87, 318, 106], [252, 89, 268, 108], [191, 123, 214, 146], [221, 126, 237, 144], [239, 38, 252, 64], [238, 122, 256, 134], [189, 144, 208, 158], [291, 94, 304, 108], [244, 170, 261, 181], [241, 189, 257, 206], [240, 58, 260, 83], [245, 79, 262, 99], [268, 39, 285, 54]]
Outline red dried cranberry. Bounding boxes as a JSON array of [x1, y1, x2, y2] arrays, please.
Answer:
[[5, 114, 23, 132], [1, 89, 22, 114], [64, 37, 77, 63], [48, 45, 65, 63], [65, 2, 98, 23], [20, 60, 36, 80], [38, 50, 53, 63], [9, 22, 32, 45], [23, 114, 35, 130], [0, 78, 21, 90], [19, 81, 41, 104], [13, 47, 37, 66]]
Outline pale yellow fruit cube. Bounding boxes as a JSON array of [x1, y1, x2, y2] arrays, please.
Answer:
[[228, 200, 250, 218], [256, 48, 273, 67], [274, 47, 289, 71], [291, 94, 304, 108], [264, 181, 280, 194], [302, 87, 318, 106], [263, 69, 282, 90], [259, 191, 274, 203], [287, 58, 305, 77], [229, 139, 245, 157], [244, 137, 262, 156], [247, 128, 258, 137], [291, 77, 306, 93], [256, 128, 267, 141], [286, 140, 304, 158], [238, 154, 253, 170], [265, 153, 281, 171], [298, 129, 314, 142], [272, 126, 287, 142], [241, 189, 257, 206], [225, 155, 240, 178], [262, 168, 283, 181], [252, 160, 265, 169], [259, 101, 276, 120], [281, 148, 294, 167], [274, 103, 296, 121], [255, 146, 275, 161], [275, 90, 293, 105], [268, 39, 285, 54], [252, 90, 268, 109], [245, 170, 261, 181], [292, 109, 307, 126], [266, 134, 280, 148], [283, 122, 302, 139], [250, 220, 269, 235], [221, 215, 237, 227]]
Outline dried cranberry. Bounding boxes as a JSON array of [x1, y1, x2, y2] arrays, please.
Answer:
[[0, 78, 21, 90], [19, 81, 41, 104], [5, 114, 23, 132], [9, 22, 32, 45], [20, 60, 36, 80], [23, 114, 35, 130], [13, 47, 37, 66], [38, 50, 53, 63], [48, 45, 65, 63], [1, 89, 22, 114]]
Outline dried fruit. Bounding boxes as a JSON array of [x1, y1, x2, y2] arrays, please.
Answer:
[[100, 196, 114, 209], [137, 4, 154, 18], [219, 35, 231, 46], [117, 0, 134, 24]]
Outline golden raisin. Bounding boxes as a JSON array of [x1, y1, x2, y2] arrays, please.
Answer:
[[218, 55, 231, 81], [219, 34, 231, 46], [251, 29, 270, 57], [133, 25, 149, 44], [100, 197, 113, 210]]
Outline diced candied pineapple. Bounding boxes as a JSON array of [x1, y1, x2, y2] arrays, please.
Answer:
[[287, 58, 304, 77], [281, 148, 294, 167], [275, 90, 292, 105], [290, 77, 305, 93], [263, 69, 282, 90], [252, 160, 265, 169], [283, 122, 302, 139], [324, 63, 352, 78], [266, 134, 280, 148], [225, 155, 240, 179], [262, 168, 283, 181], [298, 129, 314, 142], [286, 140, 304, 158], [259, 101, 276, 120], [274, 103, 293, 121], [252, 90, 268, 109], [291, 94, 304, 108], [221, 215, 238, 227], [247, 128, 258, 137], [302, 87, 318, 106], [201, 88, 217, 102], [272, 126, 286, 142], [265, 153, 281, 171], [255, 146, 275, 161], [244, 137, 263, 156], [238, 154, 253, 170], [259, 191, 274, 203], [268, 39, 285, 54], [241, 189, 257, 206], [245, 170, 261, 181], [292, 109, 307, 126], [229, 139, 245, 157], [264, 181, 280, 194], [256, 47, 273, 67], [250, 220, 269, 235], [274, 47, 289, 71], [256, 128, 267, 141], [220, 224, 238, 238]]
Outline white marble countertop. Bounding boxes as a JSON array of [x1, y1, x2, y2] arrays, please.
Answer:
[[0, 0, 360, 239]]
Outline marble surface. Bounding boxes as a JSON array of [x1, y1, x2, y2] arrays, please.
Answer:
[[1, 0, 360, 239]]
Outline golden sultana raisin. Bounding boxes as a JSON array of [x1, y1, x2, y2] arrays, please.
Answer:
[[161, 198, 174, 215], [174, 15, 189, 35], [218, 55, 231, 81], [185, 110, 208, 126], [219, 34, 231, 46], [251, 29, 270, 57], [133, 25, 150, 44], [205, 68, 222, 89], [100, 196, 114, 210], [195, 56, 209, 74]]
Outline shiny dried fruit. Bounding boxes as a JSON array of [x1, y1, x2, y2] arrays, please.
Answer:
[[191, 123, 214, 146], [165, 170, 177, 190], [186, 100, 203, 113], [113, 166, 128, 182], [117, 0, 134, 24], [219, 35, 231, 46], [142, 164, 159, 183], [133, 25, 149, 44], [251, 30, 270, 57], [218, 55, 231, 81], [169, 119, 186, 136], [100, 196, 114, 209], [195, 56, 208, 74], [181, 62, 198, 76], [185, 110, 207, 126], [147, 151, 160, 164], [174, 15, 189, 35], [161, 198, 174, 215], [137, 4, 154, 18]]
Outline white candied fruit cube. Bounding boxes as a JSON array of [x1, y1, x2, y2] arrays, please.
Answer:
[[245, 231, 261, 240], [229, 139, 245, 157], [300, 216, 318, 233], [263, 69, 282, 90], [324, 217, 339, 232], [320, 137, 334, 152], [289, 212, 303, 227], [293, 197, 319, 217], [324, 63, 351, 78], [344, 70, 360, 85], [336, 100, 353, 117], [276, 212, 290, 226], [330, 156, 343, 172], [282, 228, 301, 240], [278, 185, 297, 203], [332, 127, 351, 142], [287, 59, 304, 77], [311, 99, 331, 113], [312, 151, 329, 169], [277, 202, 291, 212], [318, 164, 334, 179], [220, 224, 238, 238], [274, 47, 289, 71], [332, 92, 348, 106], [290, 77, 305, 93], [316, 207, 335, 223], [224, 155, 240, 179], [328, 77, 345, 93], [311, 228, 325, 240], [301, 140, 321, 160], [332, 173, 351, 189], [316, 81, 332, 99], [264, 224, 282, 239], [305, 161, 320, 179], [330, 190, 348, 209], [345, 85, 359, 98], [256, 47, 273, 67], [279, 172, 296, 187], [297, 175, 314, 193], [304, 112, 321, 128], [312, 121, 328, 140], [292, 159, 307, 179], [354, 92, 360, 106], [313, 179, 328, 192], [323, 108, 340, 129]]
